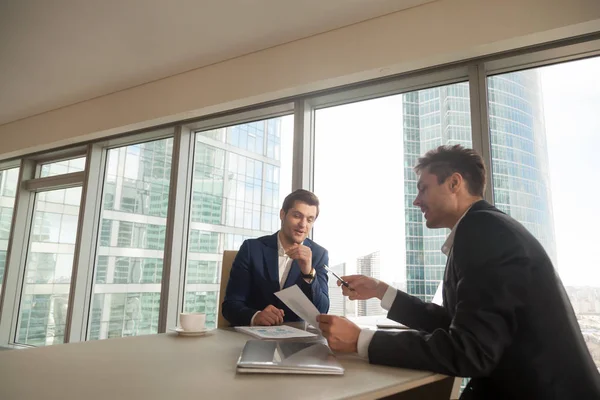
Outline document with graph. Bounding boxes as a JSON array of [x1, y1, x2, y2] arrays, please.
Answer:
[[235, 325, 317, 340]]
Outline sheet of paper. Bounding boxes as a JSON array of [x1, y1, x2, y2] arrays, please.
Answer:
[[275, 285, 321, 330]]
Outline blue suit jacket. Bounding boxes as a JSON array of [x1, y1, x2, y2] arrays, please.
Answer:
[[222, 232, 329, 326]]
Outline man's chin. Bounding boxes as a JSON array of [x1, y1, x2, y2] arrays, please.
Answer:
[[425, 220, 439, 229], [293, 235, 306, 244]]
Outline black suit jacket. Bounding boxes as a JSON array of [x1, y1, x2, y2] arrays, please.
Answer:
[[369, 200, 600, 399], [222, 232, 329, 326]]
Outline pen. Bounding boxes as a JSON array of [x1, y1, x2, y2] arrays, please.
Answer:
[[323, 265, 354, 291]]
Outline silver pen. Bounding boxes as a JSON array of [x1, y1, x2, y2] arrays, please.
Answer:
[[323, 265, 354, 291]]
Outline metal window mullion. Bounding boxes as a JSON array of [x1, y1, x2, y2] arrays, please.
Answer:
[[102, 127, 174, 150], [65, 143, 106, 343], [184, 103, 294, 133], [0, 160, 21, 170], [158, 126, 194, 333], [468, 64, 494, 204], [27, 147, 87, 164], [23, 171, 85, 192], [292, 100, 314, 191], [0, 159, 36, 345], [308, 67, 470, 109], [484, 37, 600, 76]]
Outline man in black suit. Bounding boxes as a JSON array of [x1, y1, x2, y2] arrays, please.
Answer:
[[318, 145, 600, 399]]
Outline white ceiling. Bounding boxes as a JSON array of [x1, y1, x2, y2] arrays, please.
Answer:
[[0, 0, 432, 126]]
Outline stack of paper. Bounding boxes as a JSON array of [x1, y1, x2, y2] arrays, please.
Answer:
[[235, 325, 317, 340]]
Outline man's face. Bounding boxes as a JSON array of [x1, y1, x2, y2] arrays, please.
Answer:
[[279, 201, 318, 245], [413, 169, 455, 229]]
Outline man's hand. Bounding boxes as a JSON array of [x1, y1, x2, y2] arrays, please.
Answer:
[[285, 244, 312, 275], [340, 275, 388, 301], [317, 315, 361, 353], [254, 305, 285, 326]]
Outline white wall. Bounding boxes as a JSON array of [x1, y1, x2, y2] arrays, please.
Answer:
[[1, 0, 599, 159]]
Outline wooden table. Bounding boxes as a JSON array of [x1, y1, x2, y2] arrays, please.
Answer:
[[0, 329, 455, 399]]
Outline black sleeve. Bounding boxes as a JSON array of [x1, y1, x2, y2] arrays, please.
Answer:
[[368, 212, 531, 377], [387, 289, 451, 333]]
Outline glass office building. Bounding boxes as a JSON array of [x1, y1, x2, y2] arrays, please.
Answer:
[[403, 70, 557, 301], [356, 251, 384, 316], [328, 262, 348, 316], [16, 119, 289, 344], [0, 168, 19, 294], [488, 71, 557, 265], [403, 84, 473, 301]]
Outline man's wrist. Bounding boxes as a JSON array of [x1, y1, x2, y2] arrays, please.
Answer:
[[357, 328, 376, 359], [301, 267, 315, 279], [250, 311, 260, 326], [376, 282, 389, 300], [300, 263, 312, 275]]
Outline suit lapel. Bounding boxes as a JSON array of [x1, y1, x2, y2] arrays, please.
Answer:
[[263, 233, 281, 289], [284, 260, 300, 288]]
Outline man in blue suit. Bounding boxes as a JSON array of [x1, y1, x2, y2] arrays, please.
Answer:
[[222, 189, 329, 326]]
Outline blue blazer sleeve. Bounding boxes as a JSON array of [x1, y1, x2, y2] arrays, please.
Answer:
[[221, 240, 258, 326], [296, 248, 330, 314]]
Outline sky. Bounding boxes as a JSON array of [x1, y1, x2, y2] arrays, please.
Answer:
[[541, 57, 600, 286], [312, 95, 406, 284]]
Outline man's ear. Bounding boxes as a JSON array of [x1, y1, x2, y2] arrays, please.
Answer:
[[449, 173, 462, 192], [279, 209, 285, 221]]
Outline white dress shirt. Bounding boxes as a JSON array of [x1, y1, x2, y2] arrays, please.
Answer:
[[356, 207, 472, 359], [249, 232, 294, 326]]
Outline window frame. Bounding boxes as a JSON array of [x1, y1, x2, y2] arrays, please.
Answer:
[[0, 35, 599, 346], [0, 151, 87, 346]]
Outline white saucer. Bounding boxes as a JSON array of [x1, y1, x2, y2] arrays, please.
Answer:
[[170, 327, 210, 337]]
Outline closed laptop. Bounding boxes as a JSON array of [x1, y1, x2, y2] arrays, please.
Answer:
[[236, 340, 344, 375]]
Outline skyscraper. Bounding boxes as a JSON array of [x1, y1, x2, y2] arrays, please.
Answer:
[[403, 72, 557, 302], [487, 71, 557, 265], [328, 262, 347, 316], [0, 167, 19, 294], [356, 251, 384, 316]]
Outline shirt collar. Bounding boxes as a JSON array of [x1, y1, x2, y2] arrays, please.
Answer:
[[441, 206, 472, 255]]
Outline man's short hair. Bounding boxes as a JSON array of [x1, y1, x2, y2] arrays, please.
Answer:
[[281, 189, 320, 218], [414, 144, 486, 197]]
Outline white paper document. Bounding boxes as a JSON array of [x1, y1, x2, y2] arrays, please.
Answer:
[[235, 325, 316, 340], [275, 285, 321, 330]]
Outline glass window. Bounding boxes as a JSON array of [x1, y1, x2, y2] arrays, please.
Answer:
[[0, 167, 20, 296], [40, 157, 86, 178], [487, 56, 600, 369], [16, 187, 82, 346], [185, 115, 293, 327], [87, 138, 173, 341], [314, 82, 472, 318]]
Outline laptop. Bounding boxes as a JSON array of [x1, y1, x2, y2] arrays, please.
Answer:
[[376, 318, 409, 329], [236, 340, 344, 375]]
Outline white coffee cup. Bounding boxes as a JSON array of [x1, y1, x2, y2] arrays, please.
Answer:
[[179, 312, 206, 332]]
